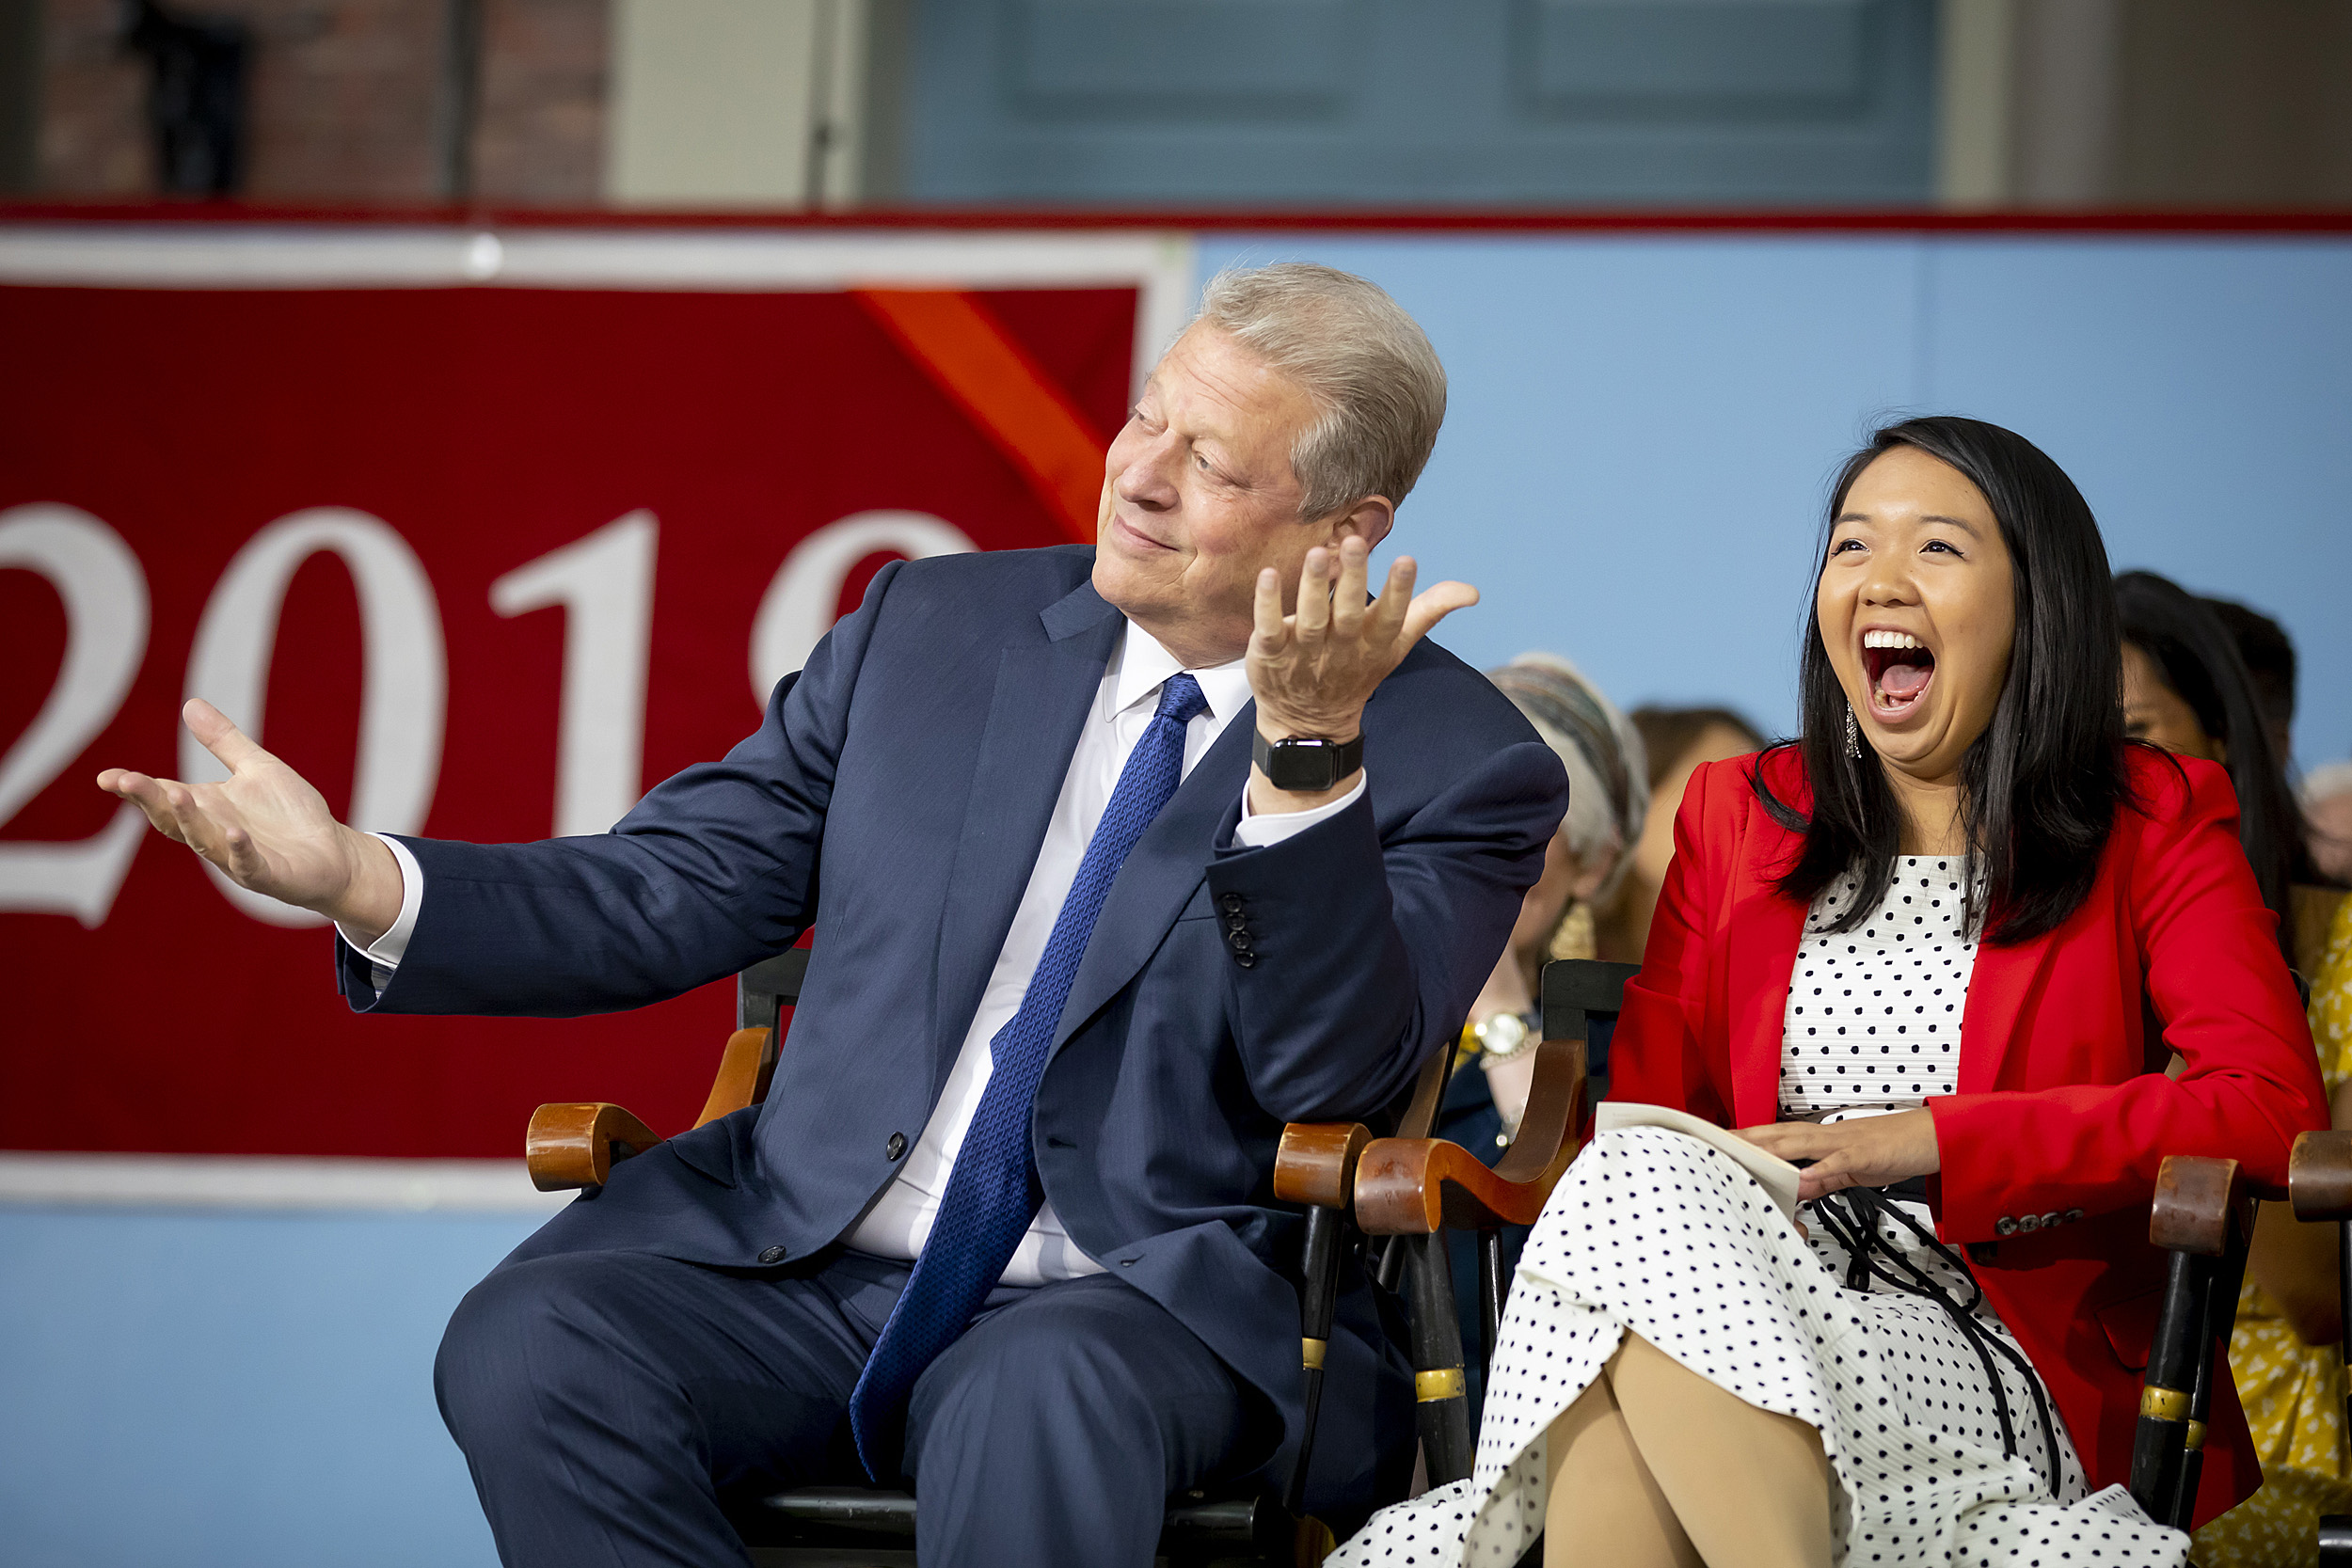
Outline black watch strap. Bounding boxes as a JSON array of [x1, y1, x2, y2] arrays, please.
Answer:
[[1252, 729, 1365, 793]]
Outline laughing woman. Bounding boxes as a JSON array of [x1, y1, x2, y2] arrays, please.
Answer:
[[1332, 418, 2327, 1568]]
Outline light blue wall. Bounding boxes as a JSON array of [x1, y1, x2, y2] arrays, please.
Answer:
[[1196, 232, 2352, 770], [906, 0, 1938, 207], [0, 1208, 535, 1568], [9, 230, 2349, 1565]]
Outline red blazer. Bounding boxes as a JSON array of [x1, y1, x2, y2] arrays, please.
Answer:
[[1610, 744, 2326, 1525]]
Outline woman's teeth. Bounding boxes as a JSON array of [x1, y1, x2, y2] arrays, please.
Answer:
[[1862, 630, 1925, 650]]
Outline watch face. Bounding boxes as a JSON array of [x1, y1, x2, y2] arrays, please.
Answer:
[[1479, 1013, 1528, 1053], [1266, 739, 1340, 792]]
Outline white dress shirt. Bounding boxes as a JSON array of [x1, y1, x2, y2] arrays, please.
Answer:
[[344, 616, 1365, 1288]]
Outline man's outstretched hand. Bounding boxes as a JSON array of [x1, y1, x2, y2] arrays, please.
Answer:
[[1247, 535, 1477, 812], [96, 698, 405, 943]]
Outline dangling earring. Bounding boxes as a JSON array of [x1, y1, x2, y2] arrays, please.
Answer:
[[1844, 706, 1862, 760]]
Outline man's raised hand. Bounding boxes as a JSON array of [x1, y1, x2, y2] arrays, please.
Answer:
[[96, 698, 405, 942], [1248, 534, 1478, 746]]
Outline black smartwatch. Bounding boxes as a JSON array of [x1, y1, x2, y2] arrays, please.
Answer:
[[1252, 728, 1364, 793]]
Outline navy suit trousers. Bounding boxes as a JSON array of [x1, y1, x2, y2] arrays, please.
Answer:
[[435, 1247, 1265, 1568]]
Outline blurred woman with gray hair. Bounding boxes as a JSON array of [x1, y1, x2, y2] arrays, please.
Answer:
[[1454, 652, 1648, 1139]]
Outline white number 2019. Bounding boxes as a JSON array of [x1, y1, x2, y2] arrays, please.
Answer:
[[3, 506, 973, 928], [0, 505, 151, 927]]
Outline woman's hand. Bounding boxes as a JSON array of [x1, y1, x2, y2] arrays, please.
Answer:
[[1735, 1110, 1942, 1203]]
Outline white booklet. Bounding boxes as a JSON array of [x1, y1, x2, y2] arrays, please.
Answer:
[[1593, 1101, 1803, 1222]]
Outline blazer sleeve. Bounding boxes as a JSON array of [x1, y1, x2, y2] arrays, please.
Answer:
[[1200, 737, 1568, 1123], [1929, 757, 2328, 1240], [336, 559, 903, 1018], [1606, 756, 1735, 1125]]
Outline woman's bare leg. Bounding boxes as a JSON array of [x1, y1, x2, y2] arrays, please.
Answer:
[[1609, 1333, 1835, 1568], [1542, 1353, 1701, 1568]]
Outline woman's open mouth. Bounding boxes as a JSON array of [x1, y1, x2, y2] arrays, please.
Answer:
[[1861, 629, 1935, 721]]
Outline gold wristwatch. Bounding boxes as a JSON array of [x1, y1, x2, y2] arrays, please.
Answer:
[[1461, 1008, 1539, 1063]]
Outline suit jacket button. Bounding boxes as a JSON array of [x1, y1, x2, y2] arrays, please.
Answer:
[[1229, 930, 1253, 951], [2017, 1213, 2042, 1232], [1225, 912, 1248, 933], [2064, 1208, 2085, 1223], [885, 1132, 907, 1161], [1994, 1216, 2018, 1237], [1235, 951, 1256, 969], [2040, 1212, 2061, 1229], [758, 1245, 788, 1264], [1220, 893, 1244, 912]]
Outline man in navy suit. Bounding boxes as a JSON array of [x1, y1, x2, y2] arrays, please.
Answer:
[[101, 263, 1568, 1567]]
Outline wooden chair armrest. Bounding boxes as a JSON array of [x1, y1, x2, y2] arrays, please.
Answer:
[[1491, 1038, 1586, 1184], [526, 1102, 663, 1192], [2291, 1129, 2352, 1222], [1350, 1038, 1588, 1235], [694, 1026, 778, 1129], [1274, 1122, 1373, 1209], [2150, 1154, 2249, 1256]]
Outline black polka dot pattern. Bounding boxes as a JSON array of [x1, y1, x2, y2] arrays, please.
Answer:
[[1780, 858, 1974, 1117], [1327, 863, 2189, 1568]]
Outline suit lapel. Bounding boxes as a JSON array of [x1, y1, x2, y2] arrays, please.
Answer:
[[1958, 926, 2049, 1094], [1052, 694, 1256, 1053], [1725, 874, 1807, 1128], [929, 586, 1122, 1087]]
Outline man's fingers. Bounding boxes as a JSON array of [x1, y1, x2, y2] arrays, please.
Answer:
[[1251, 566, 1287, 653], [1397, 580, 1480, 647], [100, 770, 191, 841], [1294, 546, 1332, 640], [1354, 551, 1411, 642], [183, 697, 268, 775], [1329, 537, 1372, 634], [218, 822, 271, 885]]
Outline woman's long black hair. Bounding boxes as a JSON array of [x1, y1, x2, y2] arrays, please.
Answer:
[[1756, 417, 2127, 945], [2116, 569, 2316, 947]]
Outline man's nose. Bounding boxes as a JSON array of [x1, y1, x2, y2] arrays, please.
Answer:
[[1114, 436, 1179, 510]]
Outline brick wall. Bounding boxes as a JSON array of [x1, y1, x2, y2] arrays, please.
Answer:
[[33, 0, 603, 202], [473, 0, 602, 204]]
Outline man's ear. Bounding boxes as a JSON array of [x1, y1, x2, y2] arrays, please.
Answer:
[[1328, 496, 1395, 552]]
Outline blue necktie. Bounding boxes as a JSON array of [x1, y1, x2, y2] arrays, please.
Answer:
[[849, 672, 1210, 1480]]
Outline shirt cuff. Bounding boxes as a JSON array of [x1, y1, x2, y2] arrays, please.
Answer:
[[1231, 770, 1367, 848], [336, 834, 423, 980]]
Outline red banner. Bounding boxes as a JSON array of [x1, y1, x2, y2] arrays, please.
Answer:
[[0, 260, 1146, 1157]]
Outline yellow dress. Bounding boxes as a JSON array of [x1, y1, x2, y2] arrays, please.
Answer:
[[2193, 896, 2352, 1567]]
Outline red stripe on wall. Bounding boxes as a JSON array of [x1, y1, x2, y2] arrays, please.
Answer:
[[852, 288, 1105, 545]]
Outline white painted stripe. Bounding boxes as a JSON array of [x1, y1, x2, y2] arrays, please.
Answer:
[[0, 1151, 572, 1214], [0, 225, 1200, 396]]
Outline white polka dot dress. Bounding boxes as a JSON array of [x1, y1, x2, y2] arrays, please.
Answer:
[[1330, 860, 2187, 1567]]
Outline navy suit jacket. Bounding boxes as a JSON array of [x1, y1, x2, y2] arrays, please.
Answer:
[[339, 545, 1567, 1506]]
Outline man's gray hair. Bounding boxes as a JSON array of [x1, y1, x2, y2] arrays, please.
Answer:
[[1193, 262, 1448, 521]]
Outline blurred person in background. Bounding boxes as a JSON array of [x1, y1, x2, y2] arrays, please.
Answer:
[[1458, 653, 1649, 1134], [2198, 883, 2352, 1568], [2117, 571, 2328, 970], [2200, 595, 2298, 773], [1592, 705, 1768, 962], [2118, 570, 2352, 1568], [1438, 653, 1646, 1412], [2307, 763, 2352, 886]]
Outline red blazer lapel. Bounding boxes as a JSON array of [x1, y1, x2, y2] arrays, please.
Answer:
[[1726, 885, 1805, 1126], [1959, 925, 2052, 1094], [1724, 791, 1810, 1129]]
